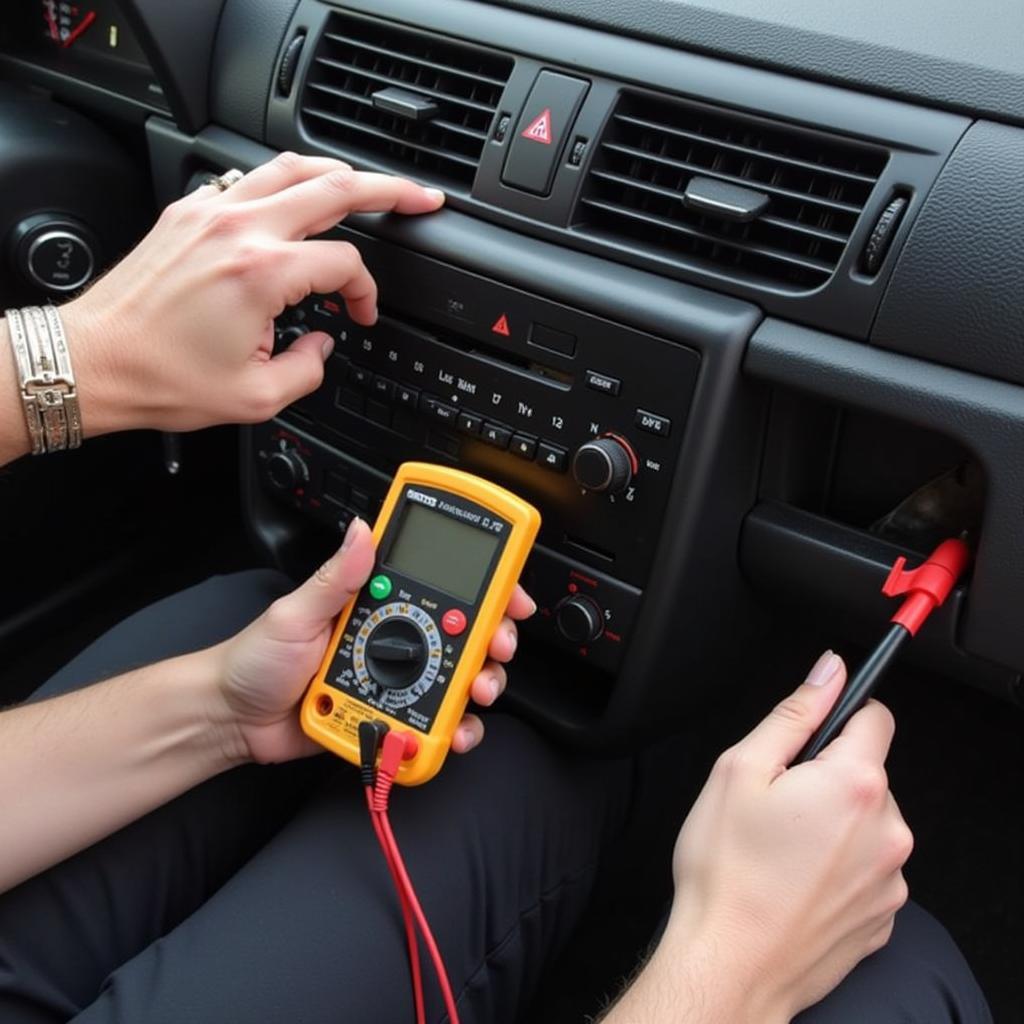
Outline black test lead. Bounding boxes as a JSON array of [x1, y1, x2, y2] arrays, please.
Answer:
[[794, 537, 972, 765]]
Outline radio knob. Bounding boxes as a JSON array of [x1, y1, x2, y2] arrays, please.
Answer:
[[365, 619, 427, 689], [555, 594, 605, 645], [571, 436, 636, 494], [274, 324, 309, 352], [265, 449, 308, 491]]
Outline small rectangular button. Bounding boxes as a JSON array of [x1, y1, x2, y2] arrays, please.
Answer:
[[457, 411, 482, 434], [510, 433, 538, 459], [371, 375, 395, 400], [502, 71, 590, 196], [537, 441, 568, 471], [395, 383, 420, 408], [528, 323, 576, 358], [635, 409, 671, 436], [348, 365, 373, 390], [585, 370, 621, 396], [481, 422, 512, 449], [427, 399, 458, 425], [324, 470, 349, 502]]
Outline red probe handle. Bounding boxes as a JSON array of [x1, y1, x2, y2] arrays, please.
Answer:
[[881, 537, 972, 635]]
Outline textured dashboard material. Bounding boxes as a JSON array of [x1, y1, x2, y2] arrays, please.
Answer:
[[873, 122, 1024, 387], [211, 0, 301, 138], [747, 318, 1024, 675], [496, 0, 1024, 128]]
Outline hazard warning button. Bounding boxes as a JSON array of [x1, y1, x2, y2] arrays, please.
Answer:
[[502, 71, 589, 196]]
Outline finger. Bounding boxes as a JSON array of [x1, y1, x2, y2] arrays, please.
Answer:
[[276, 239, 378, 325], [246, 330, 333, 416], [247, 168, 445, 239], [506, 584, 537, 620], [817, 698, 896, 767], [736, 650, 847, 776], [270, 518, 375, 632], [222, 153, 353, 203], [470, 662, 507, 706], [451, 714, 484, 755], [488, 617, 518, 662]]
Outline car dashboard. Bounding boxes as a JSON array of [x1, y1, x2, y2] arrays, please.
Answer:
[[2, 0, 1024, 751]]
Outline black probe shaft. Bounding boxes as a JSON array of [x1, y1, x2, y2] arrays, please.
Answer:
[[794, 624, 910, 764]]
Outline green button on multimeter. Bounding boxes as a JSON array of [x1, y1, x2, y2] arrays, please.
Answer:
[[369, 574, 392, 600]]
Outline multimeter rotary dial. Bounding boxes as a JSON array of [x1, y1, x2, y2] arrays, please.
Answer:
[[351, 602, 443, 710]]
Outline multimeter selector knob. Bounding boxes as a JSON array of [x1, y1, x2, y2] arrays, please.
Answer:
[[365, 619, 427, 689], [265, 449, 308, 491], [555, 594, 605, 645], [571, 437, 635, 494]]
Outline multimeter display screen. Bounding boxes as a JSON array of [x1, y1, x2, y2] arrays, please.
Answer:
[[385, 503, 499, 603]]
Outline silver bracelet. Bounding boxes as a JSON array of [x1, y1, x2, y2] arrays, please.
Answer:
[[4, 304, 82, 454]]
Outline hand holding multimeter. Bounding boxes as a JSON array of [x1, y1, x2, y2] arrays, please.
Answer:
[[302, 462, 540, 785]]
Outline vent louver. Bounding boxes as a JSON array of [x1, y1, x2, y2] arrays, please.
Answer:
[[576, 92, 889, 290], [299, 13, 513, 189]]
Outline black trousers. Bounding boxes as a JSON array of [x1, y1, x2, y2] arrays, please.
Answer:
[[0, 571, 991, 1023]]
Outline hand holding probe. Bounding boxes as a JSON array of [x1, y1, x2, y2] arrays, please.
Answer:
[[794, 537, 972, 764]]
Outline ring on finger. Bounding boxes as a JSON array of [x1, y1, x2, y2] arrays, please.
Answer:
[[206, 167, 245, 192]]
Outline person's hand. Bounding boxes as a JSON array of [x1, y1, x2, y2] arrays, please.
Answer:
[[608, 652, 914, 1024], [212, 517, 534, 766], [60, 153, 445, 437]]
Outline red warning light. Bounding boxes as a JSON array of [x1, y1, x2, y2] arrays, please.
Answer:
[[521, 108, 553, 145], [491, 313, 511, 336]]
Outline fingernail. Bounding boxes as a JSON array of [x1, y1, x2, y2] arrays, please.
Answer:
[[341, 516, 363, 552], [425, 187, 445, 204], [487, 674, 501, 702], [506, 628, 517, 653], [527, 596, 538, 616], [321, 337, 334, 360], [458, 727, 476, 752], [805, 650, 841, 687]]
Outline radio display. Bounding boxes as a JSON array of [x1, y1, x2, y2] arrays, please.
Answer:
[[385, 502, 499, 603]]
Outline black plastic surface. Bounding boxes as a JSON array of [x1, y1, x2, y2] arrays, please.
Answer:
[[263, 0, 967, 340], [741, 502, 1019, 702], [118, 0, 225, 133], [211, 0, 302, 139], [747, 318, 1024, 675], [492, 0, 1024, 128], [873, 122, 1024, 386]]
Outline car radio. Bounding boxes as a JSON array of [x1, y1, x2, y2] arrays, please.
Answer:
[[248, 226, 700, 675]]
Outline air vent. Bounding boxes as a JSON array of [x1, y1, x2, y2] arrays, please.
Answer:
[[300, 13, 513, 189], [576, 92, 889, 290]]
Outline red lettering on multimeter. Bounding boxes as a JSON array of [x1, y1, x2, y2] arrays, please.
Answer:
[[301, 463, 540, 786]]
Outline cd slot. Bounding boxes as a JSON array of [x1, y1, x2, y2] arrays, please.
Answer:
[[378, 312, 572, 392]]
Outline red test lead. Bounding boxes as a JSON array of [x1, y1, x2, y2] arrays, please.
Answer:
[[794, 536, 972, 765]]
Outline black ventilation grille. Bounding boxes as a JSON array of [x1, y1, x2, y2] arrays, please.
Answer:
[[300, 13, 513, 189], [575, 91, 889, 290]]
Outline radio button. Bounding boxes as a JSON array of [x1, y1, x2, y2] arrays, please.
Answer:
[[635, 409, 672, 437], [371, 376, 395, 400], [395, 384, 420, 408], [481, 423, 512, 449], [422, 396, 458, 425], [510, 433, 538, 459], [335, 386, 364, 414], [441, 608, 467, 636], [457, 411, 482, 434], [529, 323, 576, 358], [538, 442, 569, 472], [348, 365, 373, 390], [585, 370, 621, 396], [365, 399, 391, 428]]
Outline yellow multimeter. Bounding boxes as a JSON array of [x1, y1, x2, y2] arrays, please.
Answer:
[[301, 462, 540, 785]]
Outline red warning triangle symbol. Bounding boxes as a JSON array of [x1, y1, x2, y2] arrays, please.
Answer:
[[521, 108, 553, 145], [491, 313, 511, 336]]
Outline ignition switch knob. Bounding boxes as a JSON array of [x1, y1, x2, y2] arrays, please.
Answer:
[[571, 436, 636, 494], [265, 449, 309, 491], [365, 619, 427, 689], [555, 594, 605, 644]]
